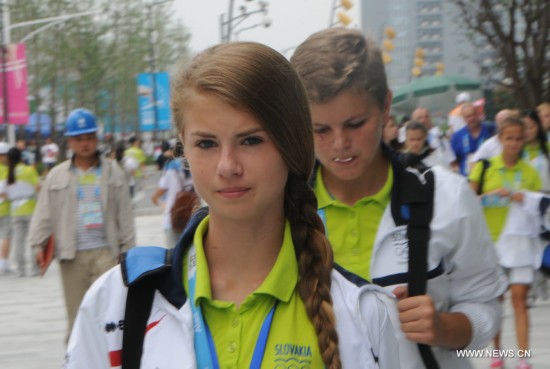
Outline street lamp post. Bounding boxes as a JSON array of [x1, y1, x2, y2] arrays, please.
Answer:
[[220, 0, 270, 43], [0, 2, 101, 145], [145, 0, 172, 145]]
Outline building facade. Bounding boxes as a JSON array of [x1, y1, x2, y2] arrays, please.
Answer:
[[361, 0, 489, 90]]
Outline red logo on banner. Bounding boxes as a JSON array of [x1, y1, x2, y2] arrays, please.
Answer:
[[0, 43, 29, 125]]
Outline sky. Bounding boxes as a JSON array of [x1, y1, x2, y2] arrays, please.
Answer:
[[172, 0, 362, 58]]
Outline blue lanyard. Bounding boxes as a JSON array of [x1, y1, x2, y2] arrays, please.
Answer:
[[317, 208, 328, 237], [499, 167, 522, 190], [187, 246, 278, 369], [77, 166, 101, 200], [462, 134, 470, 153]]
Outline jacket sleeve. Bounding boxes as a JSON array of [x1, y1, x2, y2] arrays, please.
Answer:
[[65, 267, 123, 369], [27, 174, 53, 253], [113, 162, 135, 253], [445, 177, 508, 349]]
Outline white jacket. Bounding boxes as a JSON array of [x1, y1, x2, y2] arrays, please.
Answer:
[[369, 165, 508, 369], [65, 241, 400, 369]]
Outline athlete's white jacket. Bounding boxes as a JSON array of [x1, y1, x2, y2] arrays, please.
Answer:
[[65, 212, 400, 369], [367, 163, 508, 369]]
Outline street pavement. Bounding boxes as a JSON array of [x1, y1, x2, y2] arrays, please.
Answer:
[[1, 211, 549, 368]]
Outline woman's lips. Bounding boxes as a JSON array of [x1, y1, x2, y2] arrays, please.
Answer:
[[217, 187, 250, 198], [333, 156, 354, 163]]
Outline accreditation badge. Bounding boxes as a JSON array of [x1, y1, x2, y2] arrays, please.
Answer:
[[80, 202, 104, 229]]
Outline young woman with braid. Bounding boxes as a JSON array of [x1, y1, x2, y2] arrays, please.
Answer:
[[291, 28, 507, 369], [64, 42, 399, 369]]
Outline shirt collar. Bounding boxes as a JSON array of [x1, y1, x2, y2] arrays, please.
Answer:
[[69, 152, 102, 171], [192, 216, 298, 306], [314, 164, 393, 208], [493, 154, 522, 171]]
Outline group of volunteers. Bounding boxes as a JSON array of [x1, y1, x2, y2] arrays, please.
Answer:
[[0, 138, 61, 277], [383, 82, 550, 369], [0, 143, 41, 277], [0, 108, 136, 342], [56, 27, 518, 369]]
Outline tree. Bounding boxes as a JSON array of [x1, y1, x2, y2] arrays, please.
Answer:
[[450, 0, 550, 109], [8, 0, 190, 139]]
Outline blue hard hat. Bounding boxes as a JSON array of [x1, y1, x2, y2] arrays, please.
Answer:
[[65, 109, 98, 137]]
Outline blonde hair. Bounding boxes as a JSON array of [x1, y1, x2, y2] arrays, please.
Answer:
[[171, 42, 342, 369], [290, 27, 389, 108], [499, 116, 525, 136]]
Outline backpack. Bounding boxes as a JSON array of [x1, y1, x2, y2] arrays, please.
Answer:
[[393, 155, 439, 369], [541, 245, 550, 276], [168, 161, 198, 233], [538, 197, 550, 276], [170, 191, 197, 233]]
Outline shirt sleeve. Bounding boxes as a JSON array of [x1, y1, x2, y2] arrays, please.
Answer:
[[65, 268, 120, 369], [445, 177, 508, 349], [529, 166, 543, 191]]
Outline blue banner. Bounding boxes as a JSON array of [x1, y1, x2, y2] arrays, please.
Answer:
[[137, 72, 171, 132]]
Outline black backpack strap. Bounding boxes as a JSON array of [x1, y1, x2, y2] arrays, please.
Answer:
[[121, 275, 158, 369], [477, 159, 490, 195], [400, 167, 440, 369], [120, 247, 175, 369]]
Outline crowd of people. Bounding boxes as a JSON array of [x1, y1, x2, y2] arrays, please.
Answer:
[[2, 27, 550, 369], [383, 92, 550, 369]]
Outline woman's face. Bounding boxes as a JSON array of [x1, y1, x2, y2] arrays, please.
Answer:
[[499, 125, 525, 158], [309, 89, 391, 183], [405, 129, 427, 155], [523, 116, 539, 144], [181, 92, 288, 222]]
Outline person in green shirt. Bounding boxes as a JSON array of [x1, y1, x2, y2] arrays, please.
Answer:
[[291, 27, 506, 369], [469, 117, 541, 369], [64, 41, 399, 369], [0, 142, 11, 274], [6, 147, 40, 277]]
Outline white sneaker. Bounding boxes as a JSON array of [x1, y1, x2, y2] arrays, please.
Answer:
[[0, 259, 8, 275]]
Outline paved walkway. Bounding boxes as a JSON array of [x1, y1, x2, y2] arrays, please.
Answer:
[[0, 213, 549, 369]]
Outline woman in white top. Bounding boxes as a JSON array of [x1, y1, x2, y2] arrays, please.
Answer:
[[65, 41, 399, 369]]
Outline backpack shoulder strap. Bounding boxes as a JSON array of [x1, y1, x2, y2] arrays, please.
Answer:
[[122, 274, 158, 369], [400, 168, 434, 297], [398, 166, 440, 369], [477, 159, 491, 195], [120, 247, 173, 369]]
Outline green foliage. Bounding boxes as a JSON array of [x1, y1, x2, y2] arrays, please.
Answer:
[[9, 0, 191, 136]]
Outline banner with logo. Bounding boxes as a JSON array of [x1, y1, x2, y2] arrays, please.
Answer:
[[137, 72, 171, 132], [0, 43, 29, 124]]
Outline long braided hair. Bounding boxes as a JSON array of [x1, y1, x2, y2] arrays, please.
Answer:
[[171, 42, 342, 369], [7, 147, 22, 185]]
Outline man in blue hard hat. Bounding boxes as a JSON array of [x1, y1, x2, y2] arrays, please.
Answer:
[[28, 108, 135, 338]]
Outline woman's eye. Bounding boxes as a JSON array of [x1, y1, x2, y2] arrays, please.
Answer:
[[243, 136, 264, 145], [314, 127, 329, 135], [348, 119, 366, 129], [197, 140, 217, 149]]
